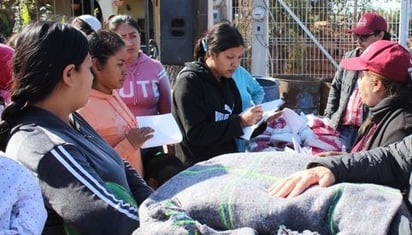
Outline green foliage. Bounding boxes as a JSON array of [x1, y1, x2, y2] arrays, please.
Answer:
[[0, 0, 56, 36], [0, 9, 14, 38]]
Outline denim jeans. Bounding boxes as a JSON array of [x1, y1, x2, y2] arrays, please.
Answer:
[[338, 125, 359, 152]]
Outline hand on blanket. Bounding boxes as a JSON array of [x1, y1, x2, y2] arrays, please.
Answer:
[[268, 166, 336, 198]]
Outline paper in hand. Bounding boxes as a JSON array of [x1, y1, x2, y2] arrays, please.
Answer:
[[240, 99, 285, 140], [136, 113, 183, 148]]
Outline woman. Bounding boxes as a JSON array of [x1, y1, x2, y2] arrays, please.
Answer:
[[232, 65, 265, 152], [317, 40, 412, 155], [107, 14, 172, 157], [172, 22, 263, 165], [107, 15, 171, 117], [0, 21, 153, 234], [345, 40, 412, 152], [78, 30, 154, 176]]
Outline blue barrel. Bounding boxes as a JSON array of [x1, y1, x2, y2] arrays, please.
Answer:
[[255, 77, 280, 103]]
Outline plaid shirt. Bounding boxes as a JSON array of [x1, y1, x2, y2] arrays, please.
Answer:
[[341, 84, 363, 126]]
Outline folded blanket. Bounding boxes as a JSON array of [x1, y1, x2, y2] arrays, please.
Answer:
[[136, 152, 406, 234]]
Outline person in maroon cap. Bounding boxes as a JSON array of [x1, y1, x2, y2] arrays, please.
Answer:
[[318, 40, 412, 157], [343, 41, 412, 153], [323, 12, 391, 151], [0, 43, 14, 105], [269, 40, 412, 233]]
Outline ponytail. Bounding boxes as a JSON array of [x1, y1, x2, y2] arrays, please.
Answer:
[[0, 98, 28, 151], [0, 21, 89, 151], [193, 37, 207, 62]]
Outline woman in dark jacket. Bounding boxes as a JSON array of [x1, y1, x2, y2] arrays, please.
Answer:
[[270, 40, 412, 211], [172, 23, 263, 166], [0, 21, 153, 235], [349, 44, 412, 153], [317, 40, 412, 156]]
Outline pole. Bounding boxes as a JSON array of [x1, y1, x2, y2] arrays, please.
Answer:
[[251, 0, 269, 77], [399, 0, 410, 47]]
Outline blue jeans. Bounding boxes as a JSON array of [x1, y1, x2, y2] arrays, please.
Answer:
[[236, 138, 247, 152], [338, 125, 359, 152]]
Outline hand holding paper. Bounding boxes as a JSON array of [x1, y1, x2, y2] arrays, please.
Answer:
[[136, 113, 183, 149], [240, 99, 285, 140], [126, 127, 154, 149], [240, 105, 264, 126]]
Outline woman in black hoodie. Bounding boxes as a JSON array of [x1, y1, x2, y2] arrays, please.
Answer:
[[172, 23, 263, 166]]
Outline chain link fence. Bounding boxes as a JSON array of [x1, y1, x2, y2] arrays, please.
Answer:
[[234, 0, 406, 79], [232, 0, 408, 114]]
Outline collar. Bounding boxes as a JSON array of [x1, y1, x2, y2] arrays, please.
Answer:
[[368, 95, 401, 121]]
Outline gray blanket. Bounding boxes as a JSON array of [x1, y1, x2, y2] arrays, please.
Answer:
[[135, 152, 407, 234]]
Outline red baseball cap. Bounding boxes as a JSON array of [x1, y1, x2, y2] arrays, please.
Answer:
[[340, 40, 412, 83], [0, 44, 14, 88], [348, 12, 387, 35], [0, 43, 14, 102]]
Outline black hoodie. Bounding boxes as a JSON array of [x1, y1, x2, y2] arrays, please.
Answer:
[[172, 61, 243, 165]]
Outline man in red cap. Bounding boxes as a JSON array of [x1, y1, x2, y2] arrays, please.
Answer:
[[323, 12, 391, 152]]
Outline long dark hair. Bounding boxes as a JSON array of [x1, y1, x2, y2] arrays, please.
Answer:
[[0, 21, 89, 150], [193, 22, 244, 62]]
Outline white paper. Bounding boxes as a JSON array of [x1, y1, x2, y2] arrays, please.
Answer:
[[136, 113, 183, 149], [240, 99, 285, 140]]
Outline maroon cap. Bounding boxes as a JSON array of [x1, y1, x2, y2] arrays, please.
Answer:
[[340, 40, 412, 83], [348, 12, 387, 35], [0, 44, 14, 88], [0, 43, 14, 102]]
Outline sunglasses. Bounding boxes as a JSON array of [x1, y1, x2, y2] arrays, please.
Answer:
[[354, 32, 377, 42]]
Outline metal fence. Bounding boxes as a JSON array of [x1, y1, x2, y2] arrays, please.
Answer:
[[234, 0, 406, 80], [3, 0, 407, 82]]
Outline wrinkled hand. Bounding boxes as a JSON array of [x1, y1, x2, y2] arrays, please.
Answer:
[[240, 105, 263, 126], [268, 166, 336, 198], [126, 127, 154, 149]]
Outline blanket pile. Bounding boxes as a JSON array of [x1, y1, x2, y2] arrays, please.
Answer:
[[136, 152, 406, 234]]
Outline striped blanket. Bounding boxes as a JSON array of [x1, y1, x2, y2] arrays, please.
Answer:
[[135, 152, 409, 234]]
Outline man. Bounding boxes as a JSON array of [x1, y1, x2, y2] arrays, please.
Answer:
[[323, 12, 391, 151]]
